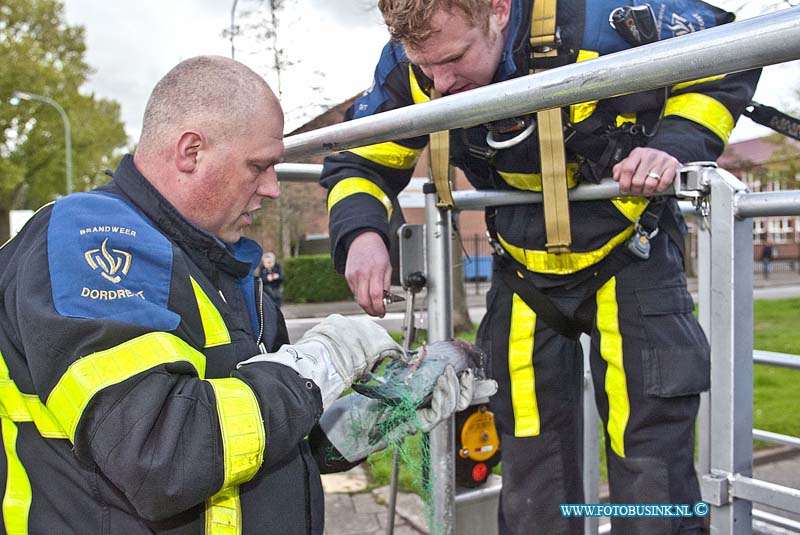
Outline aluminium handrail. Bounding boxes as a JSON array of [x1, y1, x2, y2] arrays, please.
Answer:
[[283, 8, 800, 162]]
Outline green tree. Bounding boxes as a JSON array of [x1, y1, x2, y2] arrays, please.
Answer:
[[0, 0, 128, 240], [230, 0, 334, 258]]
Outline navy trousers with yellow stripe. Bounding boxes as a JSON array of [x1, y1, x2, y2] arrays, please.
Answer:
[[477, 232, 710, 535]]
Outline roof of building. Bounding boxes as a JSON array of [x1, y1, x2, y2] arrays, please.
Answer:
[[719, 135, 800, 169]]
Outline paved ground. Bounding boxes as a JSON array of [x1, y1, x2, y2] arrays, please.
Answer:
[[279, 271, 800, 535], [321, 466, 429, 535], [320, 449, 800, 535]]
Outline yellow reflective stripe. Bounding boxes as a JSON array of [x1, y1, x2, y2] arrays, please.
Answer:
[[509, 292, 540, 437], [671, 74, 726, 92], [408, 65, 430, 104], [0, 350, 66, 439], [569, 50, 600, 124], [664, 93, 735, 143], [206, 485, 241, 535], [571, 102, 597, 124], [497, 225, 635, 275], [498, 163, 580, 192], [2, 418, 31, 535], [349, 142, 421, 170], [596, 277, 629, 458], [615, 113, 637, 127], [190, 277, 231, 348], [611, 196, 649, 223], [0, 391, 66, 439], [327, 178, 393, 220], [46, 332, 207, 442], [207, 378, 265, 488], [0, 202, 54, 252]]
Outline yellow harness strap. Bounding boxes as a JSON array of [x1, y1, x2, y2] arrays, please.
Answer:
[[531, 0, 572, 253], [429, 89, 455, 208]]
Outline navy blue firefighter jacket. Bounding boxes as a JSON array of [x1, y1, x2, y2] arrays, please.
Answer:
[[321, 0, 760, 281]]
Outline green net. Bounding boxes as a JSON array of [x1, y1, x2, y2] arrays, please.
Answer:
[[365, 392, 439, 533], [342, 337, 487, 534]]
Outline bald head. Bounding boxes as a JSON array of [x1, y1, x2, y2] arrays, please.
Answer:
[[137, 55, 280, 157], [131, 56, 284, 243]]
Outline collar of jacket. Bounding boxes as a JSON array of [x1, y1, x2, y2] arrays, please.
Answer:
[[108, 154, 254, 279], [496, 0, 524, 80]]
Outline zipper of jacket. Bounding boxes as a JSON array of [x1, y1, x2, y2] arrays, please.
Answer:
[[256, 276, 267, 353]]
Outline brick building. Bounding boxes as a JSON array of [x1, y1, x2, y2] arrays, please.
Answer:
[[718, 135, 800, 260]]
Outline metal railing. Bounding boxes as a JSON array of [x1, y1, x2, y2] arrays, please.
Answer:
[[439, 166, 800, 535], [277, 166, 800, 535], [282, 8, 800, 162], [276, 7, 800, 535], [695, 167, 800, 535]]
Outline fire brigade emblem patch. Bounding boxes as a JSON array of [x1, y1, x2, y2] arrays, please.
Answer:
[[48, 192, 179, 330], [84, 238, 132, 284]]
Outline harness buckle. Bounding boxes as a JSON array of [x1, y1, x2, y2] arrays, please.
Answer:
[[485, 119, 536, 150], [486, 230, 506, 257], [626, 222, 659, 260], [530, 27, 562, 54]]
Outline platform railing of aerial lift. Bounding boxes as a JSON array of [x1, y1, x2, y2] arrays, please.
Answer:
[[276, 7, 800, 534]]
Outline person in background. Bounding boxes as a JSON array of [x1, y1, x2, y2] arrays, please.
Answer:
[[761, 241, 775, 278], [0, 54, 491, 534], [260, 251, 284, 306]]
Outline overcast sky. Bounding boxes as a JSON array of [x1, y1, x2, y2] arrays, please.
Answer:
[[62, 0, 800, 148]]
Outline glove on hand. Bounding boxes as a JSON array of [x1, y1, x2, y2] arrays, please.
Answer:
[[297, 314, 404, 385], [321, 366, 498, 463], [238, 314, 403, 409]]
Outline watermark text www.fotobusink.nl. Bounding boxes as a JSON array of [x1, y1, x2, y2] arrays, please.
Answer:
[[560, 502, 709, 518]]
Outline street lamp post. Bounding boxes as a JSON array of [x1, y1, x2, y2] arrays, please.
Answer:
[[230, 0, 239, 59], [12, 91, 73, 195]]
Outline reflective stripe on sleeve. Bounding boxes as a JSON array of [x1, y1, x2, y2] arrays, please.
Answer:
[[327, 178, 394, 220], [348, 143, 421, 170], [207, 378, 265, 488], [509, 292, 540, 437], [664, 93, 735, 143], [596, 277, 629, 458], [206, 485, 241, 535], [190, 277, 231, 348], [46, 332, 207, 442], [671, 75, 727, 92]]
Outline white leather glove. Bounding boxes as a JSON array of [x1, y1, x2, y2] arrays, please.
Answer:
[[238, 314, 404, 409], [390, 367, 497, 437], [321, 367, 498, 462]]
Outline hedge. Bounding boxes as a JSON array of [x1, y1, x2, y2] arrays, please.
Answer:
[[282, 254, 353, 303]]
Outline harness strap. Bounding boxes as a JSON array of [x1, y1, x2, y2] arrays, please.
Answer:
[[495, 241, 635, 340], [488, 197, 684, 338], [531, 0, 571, 253], [530, 0, 559, 52], [495, 261, 581, 339], [645, 198, 687, 259], [429, 89, 455, 208], [538, 109, 572, 253]]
